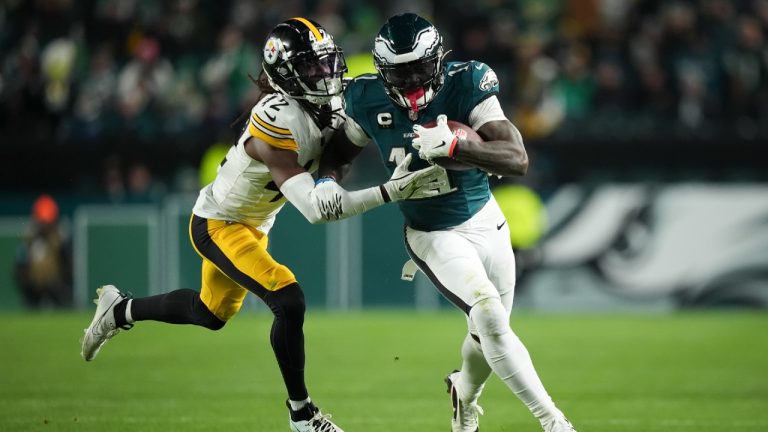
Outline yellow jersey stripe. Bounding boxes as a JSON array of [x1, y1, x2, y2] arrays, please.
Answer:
[[249, 123, 299, 151], [291, 17, 323, 41], [252, 113, 292, 135], [250, 118, 292, 140]]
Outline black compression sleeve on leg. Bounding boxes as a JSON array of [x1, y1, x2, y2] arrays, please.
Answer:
[[130, 288, 225, 330], [263, 282, 308, 401]]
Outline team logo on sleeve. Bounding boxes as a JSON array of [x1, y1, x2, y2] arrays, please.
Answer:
[[479, 69, 498, 91]]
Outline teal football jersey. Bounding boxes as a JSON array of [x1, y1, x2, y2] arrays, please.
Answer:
[[345, 61, 501, 231]]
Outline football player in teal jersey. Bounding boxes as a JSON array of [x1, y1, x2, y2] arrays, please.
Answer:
[[314, 13, 577, 432]]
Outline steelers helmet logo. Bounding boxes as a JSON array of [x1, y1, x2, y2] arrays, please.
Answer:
[[264, 37, 282, 64]]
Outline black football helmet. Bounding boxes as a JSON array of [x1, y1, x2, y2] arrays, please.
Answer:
[[262, 17, 347, 107], [373, 13, 446, 117]]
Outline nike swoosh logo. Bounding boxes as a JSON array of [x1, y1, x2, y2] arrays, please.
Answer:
[[434, 141, 446, 148], [398, 183, 410, 191], [265, 112, 277, 121], [496, 220, 507, 230]]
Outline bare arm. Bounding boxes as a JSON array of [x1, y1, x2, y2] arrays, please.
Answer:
[[453, 119, 529, 177], [318, 127, 365, 181], [244, 136, 334, 224], [244, 136, 305, 188]]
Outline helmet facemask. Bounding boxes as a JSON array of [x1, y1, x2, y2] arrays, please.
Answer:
[[266, 48, 346, 107], [375, 52, 444, 118], [284, 49, 346, 106]]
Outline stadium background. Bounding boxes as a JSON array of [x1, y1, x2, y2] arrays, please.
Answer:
[[1, 1, 767, 431], [1, 0, 767, 311]]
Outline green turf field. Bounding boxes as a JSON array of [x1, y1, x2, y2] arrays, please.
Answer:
[[1, 311, 766, 431]]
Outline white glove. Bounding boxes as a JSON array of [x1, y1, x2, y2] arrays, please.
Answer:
[[382, 154, 451, 202], [407, 163, 455, 199], [311, 177, 345, 220], [412, 114, 458, 162]]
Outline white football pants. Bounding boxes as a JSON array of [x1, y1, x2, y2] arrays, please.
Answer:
[[405, 196, 562, 423]]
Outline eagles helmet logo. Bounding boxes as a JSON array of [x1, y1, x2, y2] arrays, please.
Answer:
[[479, 69, 498, 91], [373, 26, 440, 64]]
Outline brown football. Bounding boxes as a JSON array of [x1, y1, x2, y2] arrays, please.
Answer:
[[418, 119, 482, 171]]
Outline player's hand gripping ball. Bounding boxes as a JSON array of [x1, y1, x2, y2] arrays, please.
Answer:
[[413, 115, 482, 171]]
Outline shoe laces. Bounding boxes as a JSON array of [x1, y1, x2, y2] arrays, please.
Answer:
[[309, 412, 338, 432], [468, 403, 484, 417], [459, 401, 483, 427]]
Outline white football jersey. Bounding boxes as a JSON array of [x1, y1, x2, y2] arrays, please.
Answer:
[[193, 93, 344, 233]]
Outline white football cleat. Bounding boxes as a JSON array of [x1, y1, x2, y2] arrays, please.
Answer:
[[80, 285, 132, 361], [288, 401, 344, 432], [542, 416, 577, 432], [446, 370, 484, 432]]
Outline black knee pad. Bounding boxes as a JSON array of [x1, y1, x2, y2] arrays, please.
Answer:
[[190, 294, 226, 331], [264, 282, 306, 323]]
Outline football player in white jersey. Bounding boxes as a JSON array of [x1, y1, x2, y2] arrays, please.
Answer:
[[315, 14, 576, 432], [80, 18, 448, 432]]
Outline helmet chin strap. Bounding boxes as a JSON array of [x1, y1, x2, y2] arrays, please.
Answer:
[[403, 88, 425, 120]]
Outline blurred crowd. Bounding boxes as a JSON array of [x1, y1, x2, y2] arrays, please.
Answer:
[[2, 0, 767, 308], [1, 0, 767, 195], [0, 0, 411, 148], [437, 0, 768, 141]]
